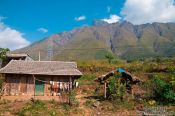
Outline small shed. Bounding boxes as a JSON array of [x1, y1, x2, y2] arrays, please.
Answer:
[[0, 60, 82, 98]]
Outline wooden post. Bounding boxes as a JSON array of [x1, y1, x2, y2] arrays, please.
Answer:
[[131, 86, 134, 99], [104, 82, 107, 99], [33, 75, 35, 99], [69, 76, 72, 90]]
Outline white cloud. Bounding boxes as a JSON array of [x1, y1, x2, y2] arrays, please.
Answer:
[[75, 15, 86, 21], [37, 27, 48, 33], [121, 0, 175, 24], [102, 14, 121, 24], [0, 17, 30, 50]]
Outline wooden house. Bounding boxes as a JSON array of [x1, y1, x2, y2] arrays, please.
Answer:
[[0, 60, 82, 100]]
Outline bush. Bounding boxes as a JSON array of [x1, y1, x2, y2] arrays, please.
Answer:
[[166, 66, 175, 74], [84, 99, 94, 107], [151, 75, 175, 105], [17, 100, 46, 116], [77, 74, 96, 85], [68, 90, 79, 107], [105, 53, 114, 64], [108, 76, 126, 101]]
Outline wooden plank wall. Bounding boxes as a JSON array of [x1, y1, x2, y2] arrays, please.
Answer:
[[4, 75, 76, 96], [5, 74, 34, 96], [27, 75, 34, 95], [20, 76, 27, 95], [44, 77, 51, 96], [4, 75, 11, 95], [10, 75, 19, 95]]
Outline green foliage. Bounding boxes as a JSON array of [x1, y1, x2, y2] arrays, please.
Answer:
[[84, 99, 94, 107], [0, 78, 4, 90], [68, 90, 79, 107], [77, 74, 96, 85], [166, 66, 175, 74], [151, 75, 175, 105], [105, 53, 114, 64], [0, 48, 10, 60], [108, 76, 126, 101], [0, 100, 11, 113], [62, 103, 71, 111], [17, 100, 65, 116], [17, 100, 46, 116]]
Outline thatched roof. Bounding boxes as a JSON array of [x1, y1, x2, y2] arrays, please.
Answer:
[[0, 60, 82, 76], [96, 70, 142, 84], [95, 70, 116, 83]]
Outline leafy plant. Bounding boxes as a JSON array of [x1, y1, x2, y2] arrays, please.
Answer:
[[152, 75, 175, 105], [68, 90, 79, 107], [108, 76, 126, 101], [105, 53, 114, 64], [0, 48, 10, 67], [17, 100, 46, 116]]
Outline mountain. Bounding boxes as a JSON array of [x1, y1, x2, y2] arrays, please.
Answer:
[[14, 21, 175, 61]]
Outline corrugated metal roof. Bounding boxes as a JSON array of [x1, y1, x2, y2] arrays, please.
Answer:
[[0, 60, 82, 76]]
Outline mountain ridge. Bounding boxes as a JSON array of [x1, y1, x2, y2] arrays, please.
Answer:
[[14, 20, 175, 61]]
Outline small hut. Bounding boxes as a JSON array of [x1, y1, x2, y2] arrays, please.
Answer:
[[0, 60, 82, 100], [95, 68, 142, 98]]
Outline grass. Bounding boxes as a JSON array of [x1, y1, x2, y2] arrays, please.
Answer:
[[0, 100, 11, 114], [16, 100, 83, 116]]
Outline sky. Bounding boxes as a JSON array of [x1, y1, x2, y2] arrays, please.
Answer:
[[0, 0, 175, 50]]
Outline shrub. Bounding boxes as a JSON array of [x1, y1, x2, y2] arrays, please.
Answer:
[[84, 99, 94, 107], [77, 74, 96, 85], [166, 66, 175, 74], [151, 75, 175, 105], [108, 76, 126, 101], [105, 53, 114, 64], [68, 90, 79, 107], [17, 100, 46, 115]]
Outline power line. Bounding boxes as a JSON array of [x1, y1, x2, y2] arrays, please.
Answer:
[[35, 46, 175, 52]]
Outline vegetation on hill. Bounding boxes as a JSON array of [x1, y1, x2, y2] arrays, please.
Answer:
[[14, 21, 175, 61]]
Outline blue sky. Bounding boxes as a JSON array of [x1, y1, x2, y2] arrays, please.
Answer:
[[0, 0, 175, 50], [0, 0, 124, 42]]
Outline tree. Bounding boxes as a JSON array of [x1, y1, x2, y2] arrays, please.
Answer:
[[0, 48, 10, 67], [105, 53, 114, 64], [0, 48, 10, 60]]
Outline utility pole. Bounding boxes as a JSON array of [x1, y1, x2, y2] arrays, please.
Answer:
[[47, 40, 54, 61], [39, 51, 41, 61]]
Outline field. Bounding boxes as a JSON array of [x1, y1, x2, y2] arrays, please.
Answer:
[[0, 58, 175, 115]]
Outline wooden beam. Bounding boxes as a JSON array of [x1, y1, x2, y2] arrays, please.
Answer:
[[69, 76, 72, 90], [33, 75, 35, 99], [104, 82, 107, 99]]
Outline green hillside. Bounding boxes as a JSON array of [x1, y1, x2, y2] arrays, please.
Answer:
[[14, 21, 175, 61]]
